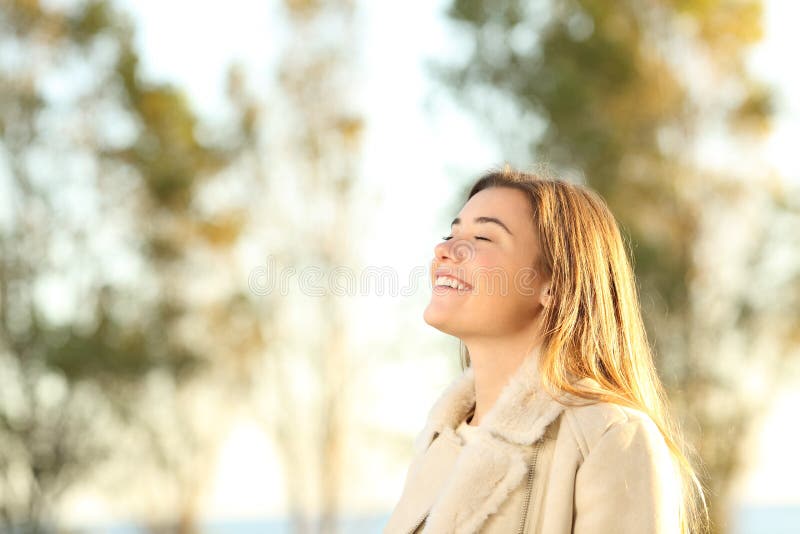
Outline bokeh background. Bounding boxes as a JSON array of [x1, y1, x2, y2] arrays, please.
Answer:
[[1, 0, 799, 533]]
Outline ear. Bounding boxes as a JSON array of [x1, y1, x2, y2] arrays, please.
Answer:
[[539, 282, 553, 308]]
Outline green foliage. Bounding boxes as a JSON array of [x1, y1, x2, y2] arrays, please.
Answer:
[[433, 1, 799, 531], [0, 0, 250, 527]]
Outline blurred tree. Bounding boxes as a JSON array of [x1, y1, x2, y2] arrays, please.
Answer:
[[432, 0, 800, 531], [0, 0, 259, 532], [235, 1, 366, 533]]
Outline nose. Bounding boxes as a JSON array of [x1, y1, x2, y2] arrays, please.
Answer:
[[434, 239, 451, 262], [434, 237, 473, 263]]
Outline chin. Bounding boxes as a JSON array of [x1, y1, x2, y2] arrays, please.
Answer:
[[422, 306, 441, 328], [423, 307, 462, 336]]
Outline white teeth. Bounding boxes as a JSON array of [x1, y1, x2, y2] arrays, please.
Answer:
[[435, 275, 468, 290]]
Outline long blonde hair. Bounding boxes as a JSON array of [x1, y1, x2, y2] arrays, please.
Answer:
[[458, 167, 709, 533]]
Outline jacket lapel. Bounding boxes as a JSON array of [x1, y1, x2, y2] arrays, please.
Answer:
[[382, 428, 464, 534], [411, 346, 571, 534]]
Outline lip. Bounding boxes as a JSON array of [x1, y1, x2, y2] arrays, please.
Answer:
[[433, 268, 473, 291]]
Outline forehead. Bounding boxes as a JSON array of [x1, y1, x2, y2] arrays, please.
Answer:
[[459, 187, 533, 227]]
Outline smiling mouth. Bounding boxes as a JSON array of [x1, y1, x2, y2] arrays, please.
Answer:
[[433, 275, 473, 292]]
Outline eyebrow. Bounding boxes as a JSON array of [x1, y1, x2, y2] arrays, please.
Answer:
[[451, 216, 514, 236]]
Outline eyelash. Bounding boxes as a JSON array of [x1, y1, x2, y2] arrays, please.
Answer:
[[441, 235, 491, 242]]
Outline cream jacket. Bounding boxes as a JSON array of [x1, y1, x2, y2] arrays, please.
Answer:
[[383, 351, 682, 534]]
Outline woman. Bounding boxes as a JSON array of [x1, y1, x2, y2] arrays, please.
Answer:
[[384, 168, 708, 534]]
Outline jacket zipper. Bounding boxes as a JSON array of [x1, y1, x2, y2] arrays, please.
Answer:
[[516, 446, 540, 534], [407, 511, 427, 534], [407, 442, 539, 534]]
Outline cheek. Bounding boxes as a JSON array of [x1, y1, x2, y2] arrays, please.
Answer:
[[471, 249, 504, 274], [470, 257, 541, 317], [470, 249, 517, 284], [469, 250, 513, 291], [506, 260, 544, 318], [513, 264, 542, 298]]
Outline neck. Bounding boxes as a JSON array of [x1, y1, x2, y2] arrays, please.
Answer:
[[464, 331, 543, 427]]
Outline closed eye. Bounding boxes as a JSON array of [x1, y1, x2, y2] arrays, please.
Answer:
[[441, 235, 491, 242]]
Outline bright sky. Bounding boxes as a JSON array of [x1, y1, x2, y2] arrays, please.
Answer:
[[747, 0, 800, 183], [59, 0, 800, 525]]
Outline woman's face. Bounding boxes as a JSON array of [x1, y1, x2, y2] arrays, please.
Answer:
[[424, 186, 551, 339]]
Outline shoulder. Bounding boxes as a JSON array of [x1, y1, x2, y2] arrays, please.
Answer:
[[557, 397, 684, 531], [561, 398, 668, 461]]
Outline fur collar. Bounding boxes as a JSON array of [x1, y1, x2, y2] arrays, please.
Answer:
[[413, 345, 571, 454], [409, 345, 579, 534]]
